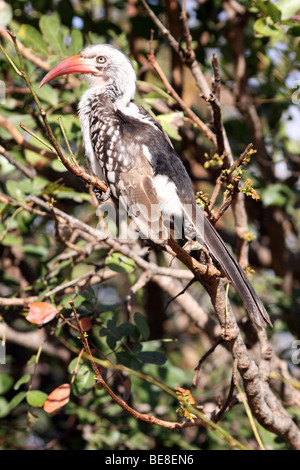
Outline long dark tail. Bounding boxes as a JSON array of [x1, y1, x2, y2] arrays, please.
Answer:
[[203, 216, 272, 329]]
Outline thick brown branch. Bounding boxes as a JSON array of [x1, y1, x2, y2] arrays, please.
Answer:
[[201, 92, 225, 157], [0, 323, 70, 361], [167, 235, 221, 279], [0, 296, 38, 306]]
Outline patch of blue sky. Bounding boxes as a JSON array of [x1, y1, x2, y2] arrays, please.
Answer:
[[72, 16, 84, 30]]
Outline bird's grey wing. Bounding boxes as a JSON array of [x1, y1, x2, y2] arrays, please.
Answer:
[[118, 164, 168, 244]]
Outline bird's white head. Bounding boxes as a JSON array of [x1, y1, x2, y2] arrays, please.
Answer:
[[40, 44, 137, 106]]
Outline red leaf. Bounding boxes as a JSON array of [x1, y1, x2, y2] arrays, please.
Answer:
[[79, 317, 93, 331], [43, 383, 71, 413], [26, 302, 58, 325]]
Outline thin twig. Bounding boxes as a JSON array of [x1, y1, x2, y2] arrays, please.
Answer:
[[212, 53, 221, 101], [140, 0, 181, 55], [192, 337, 223, 388], [52, 207, 85, 255], [0, 145, 36, 179], [212, 181, 240, 223], [180, 0, 194, 62], [0, 42, 23, 76], [200, 54, 225, 156], [213, 359, 237, 423], [164, 276, 197, 313], [209, 143, 255, 212], [120, 270, 152, 311], [201, 92, 225, 157], [57, 116, 79, 167], [19, 123, 55, 153], [45, 267, 116, 298]]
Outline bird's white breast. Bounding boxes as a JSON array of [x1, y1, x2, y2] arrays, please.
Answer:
[[78, 89, 104, 179]]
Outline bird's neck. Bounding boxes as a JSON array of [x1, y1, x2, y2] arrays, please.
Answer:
[[80, 86, 133, 115]]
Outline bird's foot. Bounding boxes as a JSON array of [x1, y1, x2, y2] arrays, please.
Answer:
[[199, 246, 212, 265], [183, 237, 202, 253], [93, 185, 111, 202]]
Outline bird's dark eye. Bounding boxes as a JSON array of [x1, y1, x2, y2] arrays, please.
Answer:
[[96, 56, 106, 64]]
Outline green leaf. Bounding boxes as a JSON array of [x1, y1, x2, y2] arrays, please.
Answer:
[[14, 373, 32, 391], [288, 25, 300, 36], [106, 316, 117, 334], [115, 351, 142, 370], [22, 244, 49, 258], [26, 390, 48, 407], [137, 80, 176, 104], [105, 253, 136, 273], [267, 0, 282, 23], [106, 333, 117, 350], [276, 0, 300, 20], [137, 351, 167, 365], [50, 159, 68, 173], [0, 233, 23, 247], [261, 184, 292, 207], [156, 112, 184, 141], [9, 391, 27, 410], [0, 374, 14, 394], [0, 397, 10, 418], [35, 83, 58, 106], [27, 355, 38, 367], [6, 180, 24, 200], [72, 363, 95, 396], [252, 0, 269, 15], [18, 24, 49, 56], [134, 312, 150, 340], [68, 357, 83, 374], [39, 14, 64, 56], [116, 321, 135, 339], [54, 188, 91, 202], [19, 177, 49, 196], [69, 29, 83, 55], [254, 17, 282, 37], [59, 291, 88, 310]]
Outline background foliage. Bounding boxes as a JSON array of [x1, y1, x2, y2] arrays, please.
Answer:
[[0, 0, 299, 450]]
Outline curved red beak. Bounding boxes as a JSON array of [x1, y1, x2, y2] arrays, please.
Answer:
[[39, 55, 99, 88]]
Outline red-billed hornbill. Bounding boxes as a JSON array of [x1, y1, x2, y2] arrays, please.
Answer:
[[40, 44, 272, 329]]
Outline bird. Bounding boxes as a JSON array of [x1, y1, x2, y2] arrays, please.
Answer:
[[40, 43, 272, 330]]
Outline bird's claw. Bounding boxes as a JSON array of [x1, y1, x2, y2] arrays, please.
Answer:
[[93, 185, 111, 202]]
